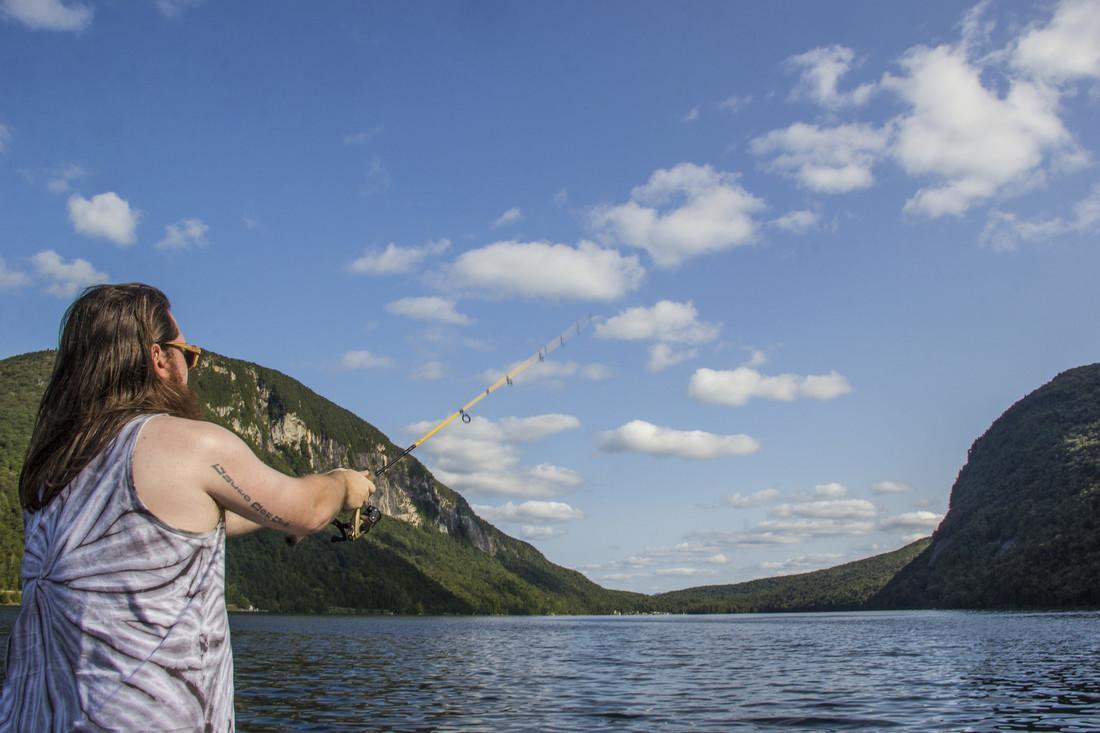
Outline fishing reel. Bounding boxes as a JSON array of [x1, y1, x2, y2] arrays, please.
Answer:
[[331, 504, 383, 542]]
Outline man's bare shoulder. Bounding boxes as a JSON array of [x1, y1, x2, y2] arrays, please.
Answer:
[[140, 415, 241, 455]]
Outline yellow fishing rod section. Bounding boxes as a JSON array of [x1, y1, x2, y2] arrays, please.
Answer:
[[331, 314, 592, 542]]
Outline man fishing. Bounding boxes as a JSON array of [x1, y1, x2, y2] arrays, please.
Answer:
[[0, 283, 375, 731]]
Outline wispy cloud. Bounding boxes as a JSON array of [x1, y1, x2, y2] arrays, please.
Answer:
[[491, 207, 524, 229], [873, 480, 912, 494], [689, 366, 852, 406], [752, 123, 888, 194], [771, 209, 819, 234], [156, 218, 209, 251], [348, 239, 451, 275], [30, 250, 107, 297], [0, 123, 11, 153], [725, 488, 781, 508], [598, 420, 759, 460], [339, 350, 393, 370], [472, 500, 584, 523], [46, 164, 86, 193], [343, 126, 384, 145], [0, 257, 30, 291], [385, 296, 472, 325], [980, 185, 1100, 251], [786, 45, 875, 108], [1, 0, 93, 32]]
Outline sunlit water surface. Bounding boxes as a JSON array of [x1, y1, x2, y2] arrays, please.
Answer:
[[2, 609, 1099, 731]]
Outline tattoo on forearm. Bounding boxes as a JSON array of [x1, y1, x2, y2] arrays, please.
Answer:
[[211, 464, 290, 527]]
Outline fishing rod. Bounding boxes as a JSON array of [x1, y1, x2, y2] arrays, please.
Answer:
[[329, 314, 592, 542]]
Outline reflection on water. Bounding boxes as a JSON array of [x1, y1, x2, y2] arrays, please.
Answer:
[[2, 609, 1099, 730]]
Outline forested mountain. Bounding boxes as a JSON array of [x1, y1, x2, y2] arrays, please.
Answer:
[[0, 350, 648, 614], [872, 364, 1100, 609], [654, 538, 931, 613]]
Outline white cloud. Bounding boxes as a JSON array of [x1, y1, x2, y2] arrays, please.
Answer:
[[980, 185, 1100, 251], [406, 414, 581, 498], [46, 164, 86, 193], [1013, 0, 1100, 82], [719, 94, 751, 113], [884, 44, 1075, 218], [0, 124, 10, 153], [751, 123, 888, 194], [596, 300, 720, 344], [385, 296, 472, 325], [30, 250, 107, 297], [156, 0, 202, 18], [409, 360, 447, 381], [762, 553, 845, 574], [757, 518, 876, 537], [521, 525, 566, 540], [491, 207, 524, 229], [725, 488, 781, 508], [812, 482, 848, 498], [682, 107, 700, 123], [646, 343, 698, 372], [496, 414, 582, 442], [348, 239, 450, 275], [596, 301, 720, 372], [689, 366, 852, 406], [879, 511, 942, 530], [591, 163, 766, 268], [156, 218, 209, 251], [472, 500, 584, 523], [772, 209, 818, 234], [873, 480, 912, 494], [339, 350, 393, 370], [68, 192, 139, 246], [1, 0, 92, 31], [787, 45, 875, 108], [771, 499, 876, 520], [656, 567, 718, 577], [0, 257, 30, 291], [446, 240, 644, 301], [598, 420, 759, 460]]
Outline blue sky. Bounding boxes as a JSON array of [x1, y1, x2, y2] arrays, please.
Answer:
[[2, 0, 1099, 593]]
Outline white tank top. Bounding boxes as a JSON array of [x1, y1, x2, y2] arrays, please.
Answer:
[[0, 414, 234, 732]]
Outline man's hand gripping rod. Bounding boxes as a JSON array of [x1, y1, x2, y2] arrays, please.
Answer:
[[329, 316, 591, 543]]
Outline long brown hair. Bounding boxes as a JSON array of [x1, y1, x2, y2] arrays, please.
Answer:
[[19, 283, 203, 511]]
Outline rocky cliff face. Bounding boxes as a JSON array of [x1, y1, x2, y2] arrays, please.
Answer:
[[872, 364, 1100, 609], [193, 354, 498, 551]]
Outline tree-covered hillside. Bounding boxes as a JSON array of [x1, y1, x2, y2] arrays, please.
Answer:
[[654, 538, 931, 613], [0, 350, 649, 615], [873, 364, 1100, 609]]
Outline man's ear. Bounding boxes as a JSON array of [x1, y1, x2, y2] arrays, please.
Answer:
[[150, 343, 173, 381]]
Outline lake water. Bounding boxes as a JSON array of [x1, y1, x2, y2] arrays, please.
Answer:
[[2, 608, 1099, 731]]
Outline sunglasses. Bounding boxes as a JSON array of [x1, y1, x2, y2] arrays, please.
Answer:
[[161, 341, 203, 370]]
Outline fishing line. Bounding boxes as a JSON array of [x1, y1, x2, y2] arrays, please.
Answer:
[[330, 315, 592, 542]]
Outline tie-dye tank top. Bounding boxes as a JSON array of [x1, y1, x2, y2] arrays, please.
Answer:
[[0, 414, 234, 732]]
